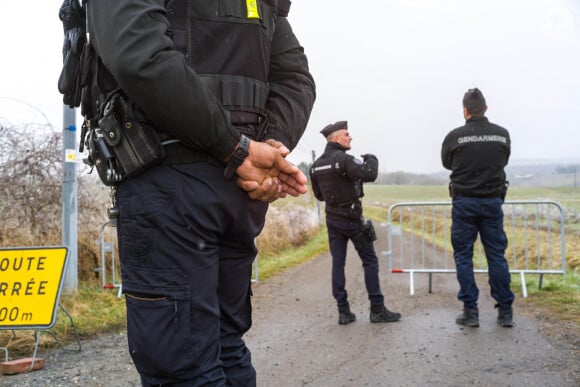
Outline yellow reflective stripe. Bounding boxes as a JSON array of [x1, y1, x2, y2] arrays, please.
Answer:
[[246, 0, 259, 18]]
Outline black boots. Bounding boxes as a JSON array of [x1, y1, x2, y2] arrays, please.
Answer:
[[496, 304, 514, 327], [339, 304, 402, 324], [338, 304, 356, 325], [456, 307, 480, 327], [370, 305, 401, 323], [456, 305, 513, 327]]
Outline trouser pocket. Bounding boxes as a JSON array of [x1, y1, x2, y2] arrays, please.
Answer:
[[125, 288, 195, 381]]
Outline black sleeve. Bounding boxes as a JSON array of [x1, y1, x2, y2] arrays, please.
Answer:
[[87, 0, 239, 162], [309, 169, 323, 201], [341, 153, 378, 183], [441, 133, 453, 170], [504, 131, 511, 166], [262, 17, 316, 150]]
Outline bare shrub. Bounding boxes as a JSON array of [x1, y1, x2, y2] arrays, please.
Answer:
[[0, 122, 62, 243], [257, 204, 319, 256], [0, 120, 109, 281]]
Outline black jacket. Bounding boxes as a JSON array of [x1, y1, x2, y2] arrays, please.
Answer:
[[441, 116, 510, 198], [310, 142, 378, 219], [87, 0, 315, 163]]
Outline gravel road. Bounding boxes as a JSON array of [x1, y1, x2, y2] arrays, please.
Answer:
[[1, 244, 578, 386]]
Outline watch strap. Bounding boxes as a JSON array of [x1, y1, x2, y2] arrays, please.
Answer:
[[224, 134, 250, 180]]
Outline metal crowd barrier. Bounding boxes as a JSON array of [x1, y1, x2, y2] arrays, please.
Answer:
[[95, 220, 122, 297], [385, 200, 567, 297]]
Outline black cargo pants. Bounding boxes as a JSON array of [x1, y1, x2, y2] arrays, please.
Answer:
[[116, 160, 267, 386], [326, 216, 384, 308]]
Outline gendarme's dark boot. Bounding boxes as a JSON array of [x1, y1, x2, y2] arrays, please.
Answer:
[[338, 304, 356, 325], [456, 307, 479, 327], [496, 304, 514, 327], [370, 305, 401, 323]]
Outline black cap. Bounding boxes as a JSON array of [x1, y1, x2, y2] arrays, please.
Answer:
[[320, 121, 347, 137]]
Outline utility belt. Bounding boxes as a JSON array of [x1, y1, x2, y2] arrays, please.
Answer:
[[161, 141, 210, 165], [449, 182, 509, 200], [326, 202, 362, 220]]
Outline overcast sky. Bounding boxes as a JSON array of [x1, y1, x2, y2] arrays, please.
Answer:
[[1, 0, 579, 173]]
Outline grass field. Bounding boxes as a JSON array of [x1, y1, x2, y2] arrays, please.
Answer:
[[363, 184, 580, 212]]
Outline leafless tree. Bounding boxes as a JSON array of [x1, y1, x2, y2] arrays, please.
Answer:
[[0, 120, 107, 250]]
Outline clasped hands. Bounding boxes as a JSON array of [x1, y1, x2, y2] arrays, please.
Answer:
[[235, 139, 307, 203]]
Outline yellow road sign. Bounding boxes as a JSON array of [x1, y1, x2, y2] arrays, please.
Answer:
[[0, 247, 68, 329]]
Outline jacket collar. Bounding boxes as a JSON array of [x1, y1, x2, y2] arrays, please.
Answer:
[[325, 141, 347, 152], [466, 116, 489, 124]]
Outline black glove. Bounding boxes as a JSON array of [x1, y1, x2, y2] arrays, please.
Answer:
[[57, 0, 86, 108], [360, 153, 377, 162]]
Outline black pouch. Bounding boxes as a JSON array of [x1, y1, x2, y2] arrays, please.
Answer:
[[501, 181, 509, 201], [87, 90, 165, 186], [352, 219, 377, 251], [364, 219, 377, 242]]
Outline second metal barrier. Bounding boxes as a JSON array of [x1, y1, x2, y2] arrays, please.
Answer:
[[385, 200, 567, 297]]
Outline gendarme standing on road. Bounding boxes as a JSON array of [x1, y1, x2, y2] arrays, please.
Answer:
[[441, 88, 515, 329], [310, 121, 401, 325]]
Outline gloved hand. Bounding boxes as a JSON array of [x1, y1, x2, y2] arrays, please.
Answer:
[[57, 0, 86, 107], [360, 153, 377, 162]]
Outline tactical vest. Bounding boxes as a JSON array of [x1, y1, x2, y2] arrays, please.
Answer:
[[75, 0, 291, 185], [84, 0, 290, 127], [165, 0, 290, 126], [311, 150, 363, 208]]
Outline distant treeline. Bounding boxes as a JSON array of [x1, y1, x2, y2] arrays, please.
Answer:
[[375, 171, 446, 185], [298, 161, 579, 188], [299, 161, 446, 185]]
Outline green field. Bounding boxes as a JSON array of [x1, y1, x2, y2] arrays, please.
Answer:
[[363, 184, 580, 212]]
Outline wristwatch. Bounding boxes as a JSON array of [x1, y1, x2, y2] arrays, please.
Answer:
[[224, 134, 250, 180]]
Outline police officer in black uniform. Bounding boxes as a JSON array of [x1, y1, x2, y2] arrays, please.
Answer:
[[441, 88, 514, 328], [86, 0, 315, 385], [310, 121, 401, 325]]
